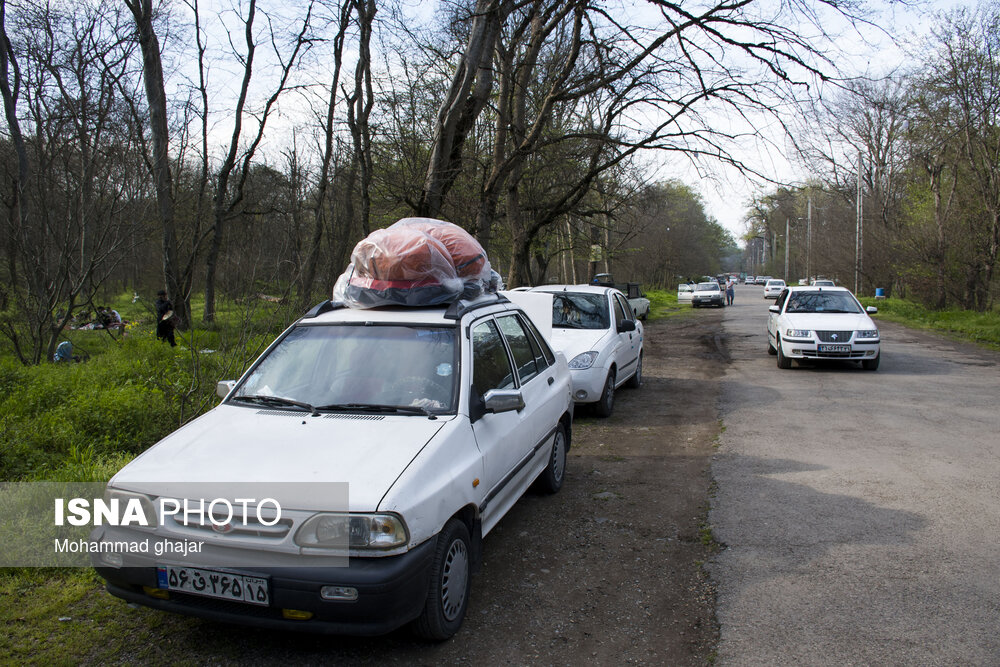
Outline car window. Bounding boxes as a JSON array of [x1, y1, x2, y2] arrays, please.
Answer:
[[496, 315, 540, 385], [519, 314, 554, 368], [784, 291, 862, 314], [615, 294, 634, 320], [775, 289, 789, 309], [612, 295, 626, 326], [472, 320, 516, 395], [550, 292, 610, 330]]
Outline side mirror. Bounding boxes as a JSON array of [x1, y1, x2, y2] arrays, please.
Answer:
[[483, 389, 524, 414], [617, 320, 637, 333], [768, 305, 780, 313], [216, 380, 236, 399], [866, 306, 878, 314]]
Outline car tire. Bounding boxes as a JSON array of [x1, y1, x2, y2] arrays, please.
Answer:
[[593, 369, 616, 417], [625, 352, 642, 388], [413, 519, 472, 641], [767, 337, 777, 355], [533, 422, 568, 494], [776, 335, 792, 369], [862, 353, 880, 371]]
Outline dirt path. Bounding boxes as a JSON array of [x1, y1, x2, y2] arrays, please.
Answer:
[[77, 311, 727, 665]]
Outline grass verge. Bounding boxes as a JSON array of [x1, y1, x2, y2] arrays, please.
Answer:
[[860, 297, 1000, 350]]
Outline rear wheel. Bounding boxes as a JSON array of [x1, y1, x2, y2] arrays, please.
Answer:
[[594, 369, 616, 417], [625, 352, 643, 388], [413, 519, 471, 641], [533, 423, 568, 494], [776, 335, 792, 369]]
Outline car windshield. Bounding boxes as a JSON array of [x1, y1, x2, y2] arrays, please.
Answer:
[[232, 324, 458, 413], [784, 292, 862, 314], [696, 282, 719, 291], [551, 292, 610, 329]]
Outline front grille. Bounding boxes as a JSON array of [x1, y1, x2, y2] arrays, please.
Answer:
[[815, 331, 853, 343]]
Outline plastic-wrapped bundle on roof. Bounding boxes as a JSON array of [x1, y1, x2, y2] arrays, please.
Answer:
[[333, 217, 501, 308]]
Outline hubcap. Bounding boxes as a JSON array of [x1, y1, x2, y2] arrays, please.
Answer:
[[551, 431, 566, 483], [440, 538, 469, 621]]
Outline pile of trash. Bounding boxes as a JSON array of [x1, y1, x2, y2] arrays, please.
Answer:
[[333, 217, 501, 308]]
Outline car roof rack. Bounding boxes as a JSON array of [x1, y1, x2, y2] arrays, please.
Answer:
[[443, 292, 510, 320], [301, 300, 346, 319]]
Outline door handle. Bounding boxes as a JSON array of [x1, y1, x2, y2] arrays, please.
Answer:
[[547, 376, 554, 385]]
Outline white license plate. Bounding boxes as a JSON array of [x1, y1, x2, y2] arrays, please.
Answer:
[[157, 566, 270, 606], [819, 344, 851, 353]]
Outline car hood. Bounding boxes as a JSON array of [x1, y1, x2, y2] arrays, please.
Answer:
[[782, 312, 876, 331], [109, 405, 447, 511], [549, 327, 611, 362]]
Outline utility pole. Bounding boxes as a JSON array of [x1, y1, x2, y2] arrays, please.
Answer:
[[855, 150, 864, 295], [784, 218, 790, 281], [806, 196, 812, 281]]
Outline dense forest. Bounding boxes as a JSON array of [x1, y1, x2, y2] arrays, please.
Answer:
[[0, 0, 996, 365]]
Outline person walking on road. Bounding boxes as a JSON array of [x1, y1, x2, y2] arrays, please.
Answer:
[[726, 278, 735, 306], [155, 289, 176, 347]]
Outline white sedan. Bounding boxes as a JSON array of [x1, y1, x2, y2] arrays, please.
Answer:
[[691, 281, 724, 307], [767, 286, 881, 370], [764, 279, 786, 299], [530, 285, 643, 417]]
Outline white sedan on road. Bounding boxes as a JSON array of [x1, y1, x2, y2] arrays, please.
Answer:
[[763, 279, 786, 299], [766, 286, 881, 370], [530, 285, 643, 417]]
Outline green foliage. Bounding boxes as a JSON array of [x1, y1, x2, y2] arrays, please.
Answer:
[[861, 297, 1000, 348]]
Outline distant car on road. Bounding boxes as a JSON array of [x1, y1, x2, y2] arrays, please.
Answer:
[[764, 279, 786, 299], [691, 281, 725, 308], [766, 286, 881, 370], [811, 279, 835, 286], [755, 275, 772, 285]]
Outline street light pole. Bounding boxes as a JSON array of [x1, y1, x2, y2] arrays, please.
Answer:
[[806, 196, 812, 281], [855, 150, 864, 295]]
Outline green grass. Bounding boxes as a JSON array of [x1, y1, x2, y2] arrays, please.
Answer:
[[646, 288, 698, 321], [860, 297, 1000, 349]]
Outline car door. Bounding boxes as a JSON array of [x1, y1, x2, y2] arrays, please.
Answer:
[[611, 293, 640, 383], [468, 317, 536, 533], [768, 289, 789, 342]]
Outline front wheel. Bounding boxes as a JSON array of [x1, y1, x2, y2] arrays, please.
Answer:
[[413, 519, 472, 641], [776, 336, 792, 369], [862, 353, 880, 371], [593, 369, 616, 417], [533, 423, 568, 494]]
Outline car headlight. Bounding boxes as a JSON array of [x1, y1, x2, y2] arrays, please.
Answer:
[[855, 329, 879, 339], [295, 513, 408, 550], [785, 329, 811, 338], [568, 351, 599, 370]]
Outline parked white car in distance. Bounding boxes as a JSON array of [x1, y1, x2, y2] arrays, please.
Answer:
[[93, 293, 573, 639], [691, 281, 725, 307], [530, 285, 643, 417], [766, 286, 880, 370], [764, 279, 786, 299]]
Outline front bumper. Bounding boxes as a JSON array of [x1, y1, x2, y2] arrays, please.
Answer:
[[94, 536, 437, 635], [692, 296, 724, 307], [567, 365, 609, 403], [778, 337, 880, 360]]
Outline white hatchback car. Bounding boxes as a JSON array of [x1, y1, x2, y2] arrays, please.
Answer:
[[763, 279, 786, 299], [767, 286, 881, 370], [530, 285, 643, 417], [92, 293, 573, 639], [691, 281, 725, 307]]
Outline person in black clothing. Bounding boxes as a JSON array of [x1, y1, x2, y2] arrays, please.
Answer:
[[154, 290, 176, 346]]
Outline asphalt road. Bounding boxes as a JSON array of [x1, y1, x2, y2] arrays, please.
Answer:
[[709, 285, 1000, 665]]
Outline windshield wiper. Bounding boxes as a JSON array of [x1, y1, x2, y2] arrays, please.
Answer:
[[313, 403, 436, 418], [233, 394, 316, 414]]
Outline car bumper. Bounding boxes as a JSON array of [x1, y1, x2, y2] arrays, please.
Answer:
[[93, 536, 437, 635], [567, 365, 610, 403], [778, 338, 880, 360], [691, 297, 724, 306]]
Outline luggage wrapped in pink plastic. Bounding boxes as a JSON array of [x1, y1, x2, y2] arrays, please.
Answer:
[[333, 218, 500, 308]]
